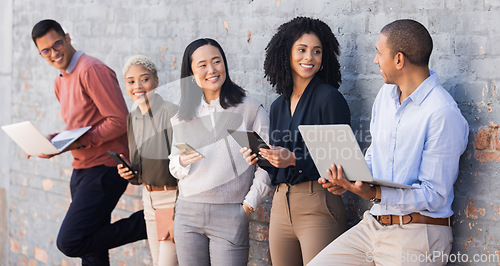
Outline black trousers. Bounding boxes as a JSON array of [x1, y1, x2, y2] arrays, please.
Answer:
[[56, 165, 147, 265]]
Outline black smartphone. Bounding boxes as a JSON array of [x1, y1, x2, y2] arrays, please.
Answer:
[[227, 129, 272, 167], [174, 143, 205, 158], [107, 150, 134, 171]]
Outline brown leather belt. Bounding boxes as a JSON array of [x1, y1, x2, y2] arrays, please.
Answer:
[[375, 213, 451, 226], [144, 184, 177, 192]]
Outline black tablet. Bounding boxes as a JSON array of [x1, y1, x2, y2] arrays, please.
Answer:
[[227, 129, 272, 167]]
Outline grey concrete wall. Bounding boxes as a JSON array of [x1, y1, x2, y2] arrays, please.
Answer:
[[0, 189, 6, 265], [2, 0, 500, 265], [0, 0, 13, 264]]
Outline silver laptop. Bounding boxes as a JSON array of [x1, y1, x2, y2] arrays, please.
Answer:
[[2, 121, 91, 156], [299, 124, 415, 189]]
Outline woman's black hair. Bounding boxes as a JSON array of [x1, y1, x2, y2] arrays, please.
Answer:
[[264, 16, 341, 96], [178, 38, 246, 121]]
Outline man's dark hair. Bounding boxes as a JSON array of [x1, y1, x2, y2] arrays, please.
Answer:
[[178, 38, 246, 121], [264, 16, 341, 96], [381, 19, 433, 66], [31, 19, 65, 46]]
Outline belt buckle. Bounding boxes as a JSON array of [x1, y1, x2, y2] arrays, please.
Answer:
[[377, 214, 413, 226], [377, 215, 393, 226], [145, 184, 152, 191]]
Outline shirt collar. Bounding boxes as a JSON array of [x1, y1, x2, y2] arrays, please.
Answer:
[[65, 50, 84, 74], [200, 95, 221, 109], [408, 69, 438, 106], [390, 69, 439, 106], [390, 86, 401, 102]]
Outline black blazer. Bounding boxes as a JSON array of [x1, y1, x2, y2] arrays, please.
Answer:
[[268, 76, 350, 185]]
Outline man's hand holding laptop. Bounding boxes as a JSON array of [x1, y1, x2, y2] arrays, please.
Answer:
[[25, 132, 58, 159], [27, 133, 82, 159], [34, 133, 59, 158], [318, 163, 378, 201]]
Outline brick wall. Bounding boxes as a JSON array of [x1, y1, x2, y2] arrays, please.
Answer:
[[1, 0, 499, 265], [0, 0, 13, 263], [474, 123, 500, 162]]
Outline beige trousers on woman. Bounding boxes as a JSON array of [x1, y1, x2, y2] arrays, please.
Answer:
[[269, 181, 347, 266], [142, 187, 178, 266]]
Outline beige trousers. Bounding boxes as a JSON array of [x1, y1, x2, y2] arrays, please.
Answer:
[[270, 181, 347, 266], [308, 211, 453, 266], [142, 187, 178, 266]]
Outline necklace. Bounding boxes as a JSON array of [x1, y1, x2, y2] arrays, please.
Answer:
[[292, 91, 303, 98]]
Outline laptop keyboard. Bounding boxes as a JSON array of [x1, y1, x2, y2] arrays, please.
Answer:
[[51, 139, 73, 150]]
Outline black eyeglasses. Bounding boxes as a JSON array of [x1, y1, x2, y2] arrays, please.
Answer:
[[39, 39, 64, 58]]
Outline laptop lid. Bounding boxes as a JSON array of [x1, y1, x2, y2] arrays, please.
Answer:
[[2, 121, 90, 156], [298, 124, 415, 189]]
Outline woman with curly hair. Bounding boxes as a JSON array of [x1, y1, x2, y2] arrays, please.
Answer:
[[242, 16, 351, 265]]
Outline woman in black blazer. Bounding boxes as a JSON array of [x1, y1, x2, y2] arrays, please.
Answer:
[[243, 16, 351, 265]]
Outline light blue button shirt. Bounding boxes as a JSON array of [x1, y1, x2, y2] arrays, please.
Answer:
[[367, 70, 469, 218]]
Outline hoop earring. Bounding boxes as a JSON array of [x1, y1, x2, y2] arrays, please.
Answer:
[[320, 65, 324, 71]]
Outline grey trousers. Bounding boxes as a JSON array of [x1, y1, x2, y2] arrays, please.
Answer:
[[174, 199, 250, 266]]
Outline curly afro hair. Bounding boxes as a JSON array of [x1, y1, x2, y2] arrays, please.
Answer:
[[264, 16, 341, 96]]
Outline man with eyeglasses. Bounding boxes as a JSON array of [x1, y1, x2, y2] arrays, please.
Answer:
[[31, 19, 147, 265]]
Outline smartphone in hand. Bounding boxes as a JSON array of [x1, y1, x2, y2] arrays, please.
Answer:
[[107, 150, 134, 172], [227, 129, 272, 167], [174, 143, 205, 158]]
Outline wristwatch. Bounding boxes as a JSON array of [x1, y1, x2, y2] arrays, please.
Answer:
[[370, 186, 381, 204]]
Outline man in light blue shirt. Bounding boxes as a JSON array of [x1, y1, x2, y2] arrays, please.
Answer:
[[309, 19, 469, 265]]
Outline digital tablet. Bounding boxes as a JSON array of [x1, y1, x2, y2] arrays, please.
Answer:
[[227, 129, 272, 167]]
